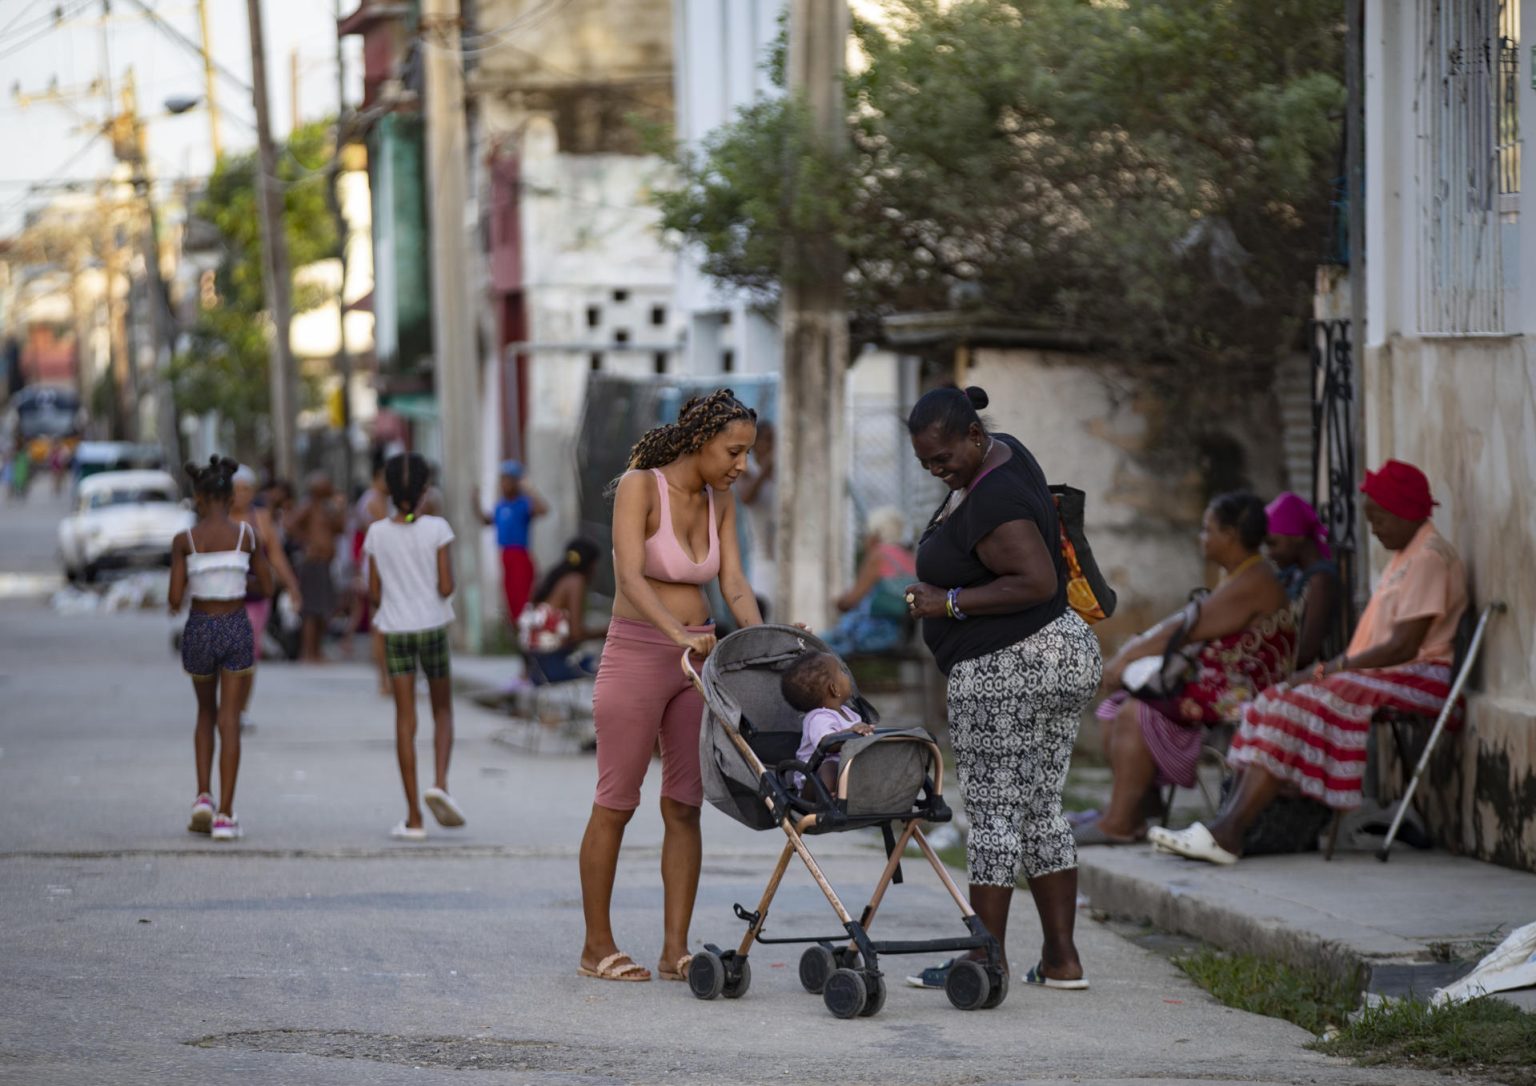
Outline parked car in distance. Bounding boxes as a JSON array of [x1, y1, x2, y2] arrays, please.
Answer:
[[70, 441, 166, 488], [58, 470, 194, 582]]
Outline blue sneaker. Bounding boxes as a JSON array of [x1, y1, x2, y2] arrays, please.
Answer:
[[905, 959, 954, 989]]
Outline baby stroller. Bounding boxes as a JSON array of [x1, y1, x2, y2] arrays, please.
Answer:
[[683, 624, 1007, 1019]]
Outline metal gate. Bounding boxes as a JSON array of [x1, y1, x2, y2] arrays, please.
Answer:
[[1309, 317, 1359, 644]]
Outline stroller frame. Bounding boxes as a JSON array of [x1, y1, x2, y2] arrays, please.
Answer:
[[683, 648, 1007, 1018]]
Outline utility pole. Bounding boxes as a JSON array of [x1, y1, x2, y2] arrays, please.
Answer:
[[101, 70, 181, 468], [290, 48, 301, 133], [775, 0, 849, 630], [329, 0, 355, 490], [245, 0, 299, 480], [195, 0, 223, 159], [421, 0, 485, 651]]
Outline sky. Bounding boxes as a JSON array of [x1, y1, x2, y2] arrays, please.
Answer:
[[0, 0, 365, 234]]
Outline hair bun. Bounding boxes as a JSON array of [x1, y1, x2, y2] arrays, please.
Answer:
[[964, 386, 989, 410]]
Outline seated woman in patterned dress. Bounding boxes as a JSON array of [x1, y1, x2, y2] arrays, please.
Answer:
[[1151, 460, 1468, 865], [1078, 492, 1297, 846]]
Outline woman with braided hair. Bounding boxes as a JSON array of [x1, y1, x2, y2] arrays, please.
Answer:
[[578, 389, 763, 983], [169, 456, 273, 841]]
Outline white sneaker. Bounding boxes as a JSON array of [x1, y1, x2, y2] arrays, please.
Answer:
[[390, 821, 427, 841], [423, 787, 465, 828], [188, 793, 214, 834], [210, 813, 242, 841]]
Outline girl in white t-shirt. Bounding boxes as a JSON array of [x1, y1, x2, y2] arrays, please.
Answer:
[[363, 453, 465, 840]]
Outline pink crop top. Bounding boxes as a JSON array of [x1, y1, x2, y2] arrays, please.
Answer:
[[643, 468, 720, 584]]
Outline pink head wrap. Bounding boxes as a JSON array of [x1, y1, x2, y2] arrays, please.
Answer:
[[1265, 491, 1331, 559]]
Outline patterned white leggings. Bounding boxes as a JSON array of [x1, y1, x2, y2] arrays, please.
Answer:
[[947, 611, 1103, 885]]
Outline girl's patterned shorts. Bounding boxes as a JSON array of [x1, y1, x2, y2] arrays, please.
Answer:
[[385, 626, 451, 679], [182, 609, 256, 680]]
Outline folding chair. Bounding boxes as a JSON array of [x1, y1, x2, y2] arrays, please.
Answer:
[[1322, 601, 1504, 860]]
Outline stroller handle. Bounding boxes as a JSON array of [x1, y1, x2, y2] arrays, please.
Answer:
[[680, 648, 705, 693]]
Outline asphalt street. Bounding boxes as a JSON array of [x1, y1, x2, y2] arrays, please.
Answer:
[[0, 490, 1444, 1085]]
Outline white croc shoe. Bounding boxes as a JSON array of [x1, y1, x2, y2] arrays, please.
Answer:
[[1147, 822, 1238, 866]]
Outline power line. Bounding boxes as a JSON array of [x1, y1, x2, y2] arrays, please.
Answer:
[[456, 0, 576, 46], [121, 0, 254, 96], [0, 0, 96, 63], [0, 131, 106, 222], [0, 0, 48, 39]]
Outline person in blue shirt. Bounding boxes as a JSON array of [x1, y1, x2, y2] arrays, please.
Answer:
[[478, 460, 548, 626]]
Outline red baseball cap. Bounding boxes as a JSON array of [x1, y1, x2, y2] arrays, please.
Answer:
[[1360, 459, 1438, 521]]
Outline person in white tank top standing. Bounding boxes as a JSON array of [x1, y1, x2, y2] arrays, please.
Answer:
[[169, 457, 274, 842]]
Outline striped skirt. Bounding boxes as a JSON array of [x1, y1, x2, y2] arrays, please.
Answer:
[[1226, 662, 1454, 810]]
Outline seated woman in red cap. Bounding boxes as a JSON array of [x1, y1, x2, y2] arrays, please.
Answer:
[[1149, 460, 1468, 865]]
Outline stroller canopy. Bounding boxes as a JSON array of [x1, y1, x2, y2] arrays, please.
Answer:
[[698, 625, 887, 830]]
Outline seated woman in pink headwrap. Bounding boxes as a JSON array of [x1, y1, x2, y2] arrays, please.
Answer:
[[1150, 460, 1468, 865], [1264, 492, 1340, 668]]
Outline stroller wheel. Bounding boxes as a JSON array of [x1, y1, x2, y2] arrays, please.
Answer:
[[832, 946, 863, 971], [858, 971, 886, 1017], [823, 968, 867, 1019], [722, 957, 751, 999], [688, 950, 726, 1000], [944, 959, 992, 1011], [799, 946, 836, 994], [981, 966, 1009, 1009]]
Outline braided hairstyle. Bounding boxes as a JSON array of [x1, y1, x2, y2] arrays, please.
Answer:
[[626, 388, 757, 472], [185, 456, 240, 502], [384, 452, 431, 522]]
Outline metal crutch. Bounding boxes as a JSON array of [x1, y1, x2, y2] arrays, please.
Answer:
[[1376, 602, 1504, 861]]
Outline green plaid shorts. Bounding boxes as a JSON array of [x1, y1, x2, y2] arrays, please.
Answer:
[[384, 626, 451, 679]]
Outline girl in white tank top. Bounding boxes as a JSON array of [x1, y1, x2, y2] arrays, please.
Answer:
[[169, 458, 274, 842]]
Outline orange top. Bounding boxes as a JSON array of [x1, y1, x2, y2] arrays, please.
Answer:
[[1346, 521, 1467, 665]]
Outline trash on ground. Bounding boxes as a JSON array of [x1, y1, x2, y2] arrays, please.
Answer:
[[1432, 920, 1536, 1006]]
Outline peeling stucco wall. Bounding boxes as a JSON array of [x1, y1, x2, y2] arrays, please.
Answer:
[[1365, 335, 1536, 873]]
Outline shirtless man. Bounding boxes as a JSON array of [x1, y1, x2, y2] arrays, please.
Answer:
[[288, 473, 347, 662]]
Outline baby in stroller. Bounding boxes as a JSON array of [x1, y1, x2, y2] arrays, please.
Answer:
[[780, 651, 874, 796]]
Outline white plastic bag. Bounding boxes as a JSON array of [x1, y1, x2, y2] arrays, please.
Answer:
[[1431, 920, 1536, 1006]]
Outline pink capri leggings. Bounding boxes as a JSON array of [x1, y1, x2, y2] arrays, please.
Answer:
[[591, 616, 712, 811]]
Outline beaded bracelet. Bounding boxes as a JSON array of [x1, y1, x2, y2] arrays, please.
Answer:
[[947, 587, 968, 621]]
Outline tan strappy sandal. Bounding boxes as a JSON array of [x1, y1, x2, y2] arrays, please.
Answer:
[[656, 954, 693, 982], [577, 952, 651, 982]]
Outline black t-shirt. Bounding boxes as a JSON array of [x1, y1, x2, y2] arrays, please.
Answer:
[[915, 433, 1068, 675]]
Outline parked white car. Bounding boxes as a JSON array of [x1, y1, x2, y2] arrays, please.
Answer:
[[58, 470, 194, 582]]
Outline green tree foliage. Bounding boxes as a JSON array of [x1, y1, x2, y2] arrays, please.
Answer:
[[653, 0, 1345, 369], [170, 121, 338, 454]]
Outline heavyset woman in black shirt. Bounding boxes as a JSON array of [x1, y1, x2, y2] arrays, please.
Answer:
[[902, 386, 1103, 991]]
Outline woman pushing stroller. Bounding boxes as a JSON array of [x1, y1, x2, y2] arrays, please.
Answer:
[[578, 389, 764, 983]]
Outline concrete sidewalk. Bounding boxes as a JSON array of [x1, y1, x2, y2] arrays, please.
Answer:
[[1077, 840, 1536, 1008]]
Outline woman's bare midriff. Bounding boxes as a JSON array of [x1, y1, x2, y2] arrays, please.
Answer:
[[190, 598, 246, 616], [612, 578, 711, 630]]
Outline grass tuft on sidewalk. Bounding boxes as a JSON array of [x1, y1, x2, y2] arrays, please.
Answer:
[[1315, 996, 1536, 1086], [1174, 947, 1361, 1035]]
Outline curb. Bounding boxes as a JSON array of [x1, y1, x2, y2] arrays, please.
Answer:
[[1078, 854, 1371, 989]]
